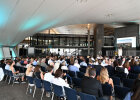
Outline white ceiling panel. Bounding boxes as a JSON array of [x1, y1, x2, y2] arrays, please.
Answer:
[[0, 0, 140, 46]]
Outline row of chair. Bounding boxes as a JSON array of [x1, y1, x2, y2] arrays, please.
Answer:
[[26, 76, 97, 100]]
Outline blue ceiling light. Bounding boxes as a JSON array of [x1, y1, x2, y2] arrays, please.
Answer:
[[21, 17, 43, 30]]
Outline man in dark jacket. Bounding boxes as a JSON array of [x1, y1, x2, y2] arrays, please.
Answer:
[[81, 68, 103, 98]]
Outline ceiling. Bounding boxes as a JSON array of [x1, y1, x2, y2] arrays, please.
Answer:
[[0, 0, 140, 46]]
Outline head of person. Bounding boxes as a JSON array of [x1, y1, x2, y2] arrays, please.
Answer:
[[47, 65, 53, 73], [26, 65, 33, 75], [70, 60, 74, 65], [89, 59, 93, 64], [123, 61, 130, 69], [88, 68, 96, 78], [54, 69, 63, 78], [85, 66, 92, 77], [41, 58, 46, 63], [118, 59, 122, 66], [100, 67, 109, 84], [134, 61, 139, 66], [98, 59, 102, 65], [34, 65, 41, 72], [131, 78, 140, 100], [130, 59, 135, 67]]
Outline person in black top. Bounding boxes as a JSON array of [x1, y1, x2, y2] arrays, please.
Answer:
[[81, 68, 103, 99]]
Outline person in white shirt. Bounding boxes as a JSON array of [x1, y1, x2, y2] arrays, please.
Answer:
[[74, 60, 80, 69], [5, 61, 12, 71], [80, 59, 87, 67], [43, 66, 54, 83], [52, 69, 69, 88]]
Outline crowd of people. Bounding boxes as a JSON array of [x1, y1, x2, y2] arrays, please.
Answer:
[[0, 55, 140, 100]]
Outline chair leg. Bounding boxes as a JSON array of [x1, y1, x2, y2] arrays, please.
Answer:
[[8, 77, 11, 84], [12, 78, 15, 86], [26, 84, 29, 94], [33, 86, 36, 98], [41, 89, 44, 100], [51, 92, 54, 100], [5, 75, 8, 82]]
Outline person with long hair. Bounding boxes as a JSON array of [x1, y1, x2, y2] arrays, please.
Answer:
[[97, 67, 114, 100], [26, 65, 33, 77], [124, 78, 140, 100], [123, 60, 131, 71]]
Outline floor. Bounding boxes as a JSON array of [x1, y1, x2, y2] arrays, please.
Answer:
[[0, 81, 52, 100]]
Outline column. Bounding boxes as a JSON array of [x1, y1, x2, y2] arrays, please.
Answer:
[[88, 29, 90, 55], [94, 24, 104, 57]]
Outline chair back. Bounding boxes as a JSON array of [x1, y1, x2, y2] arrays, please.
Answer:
[[123, 78, 135, 88], [52, 84, 64, 97], [111, 76, 120, 86], [34, 78, 42, 88], [114, 85, 130, 99], [79, 92, 96, 100], [63, 74, 72, 85], [72, 77, 81, 88], [102, 83, 112, 96], [79, 68, 86, 73], [77, 72, 84, 78], [64, 87, 77, 100], [43, 80, 52, 92], [27, 76, 34, 84], [68, 71, 76, 77], [128, 73, 138, 79], [41, 66, 46, 72]]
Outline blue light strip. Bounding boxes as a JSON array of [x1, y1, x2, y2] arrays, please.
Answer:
[[10, 48, 16, 58], [0, 47, 3, 60]]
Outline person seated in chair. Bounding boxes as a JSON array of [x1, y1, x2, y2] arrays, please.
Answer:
[[81, 68, 103, 99], [97, 67, 114, 100], [10, 61, 25, 83]]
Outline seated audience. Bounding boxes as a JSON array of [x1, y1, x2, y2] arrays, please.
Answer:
[[81, 68, 103, 99]]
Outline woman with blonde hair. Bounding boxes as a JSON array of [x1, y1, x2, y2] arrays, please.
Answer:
[[26, 65, 34, 77], [98, 67, 114, 100]]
